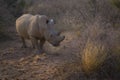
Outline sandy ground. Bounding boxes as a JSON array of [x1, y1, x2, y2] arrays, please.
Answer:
[[0, 26, 83, 80]]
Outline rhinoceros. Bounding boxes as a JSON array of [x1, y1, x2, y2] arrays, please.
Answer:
[[16, 14, 65, 54]]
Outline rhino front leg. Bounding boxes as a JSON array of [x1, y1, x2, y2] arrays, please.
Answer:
[[39, 38, 45, 53], [30, 36, 42, 54], [21, 37, 27, 48]]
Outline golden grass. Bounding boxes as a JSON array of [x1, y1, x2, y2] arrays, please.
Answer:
[[82, 39, 107, 74]]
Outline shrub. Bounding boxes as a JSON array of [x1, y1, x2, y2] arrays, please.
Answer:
[[80, 21, 107, 74], [82, 39, 107, 74]]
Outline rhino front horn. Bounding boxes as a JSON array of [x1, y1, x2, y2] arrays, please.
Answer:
[[60, 36, 65, 41]]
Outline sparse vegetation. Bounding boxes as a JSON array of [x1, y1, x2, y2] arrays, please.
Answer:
[[0, 0, 120, 80]]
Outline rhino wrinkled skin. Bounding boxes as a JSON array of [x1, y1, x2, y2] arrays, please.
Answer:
[[16, 14, 65, 54]]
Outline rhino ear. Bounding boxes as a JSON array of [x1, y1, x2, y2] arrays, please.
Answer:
[[51, 19, 56, 24]]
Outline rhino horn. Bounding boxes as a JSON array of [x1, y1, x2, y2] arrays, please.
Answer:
[[59, 35, 65, 42]]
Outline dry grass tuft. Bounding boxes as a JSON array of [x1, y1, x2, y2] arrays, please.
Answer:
[[82, 40, 107, 74]]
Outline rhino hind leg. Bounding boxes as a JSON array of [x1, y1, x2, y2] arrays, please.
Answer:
[[21, 37, 27, 48], [30, 36, 39, 49]]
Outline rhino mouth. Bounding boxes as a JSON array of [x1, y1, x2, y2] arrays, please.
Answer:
[[53, 43, 60, 46], [52, 36, 65, 47]]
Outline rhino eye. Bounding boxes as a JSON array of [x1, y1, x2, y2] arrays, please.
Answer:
[[46, 20, 49, 24]]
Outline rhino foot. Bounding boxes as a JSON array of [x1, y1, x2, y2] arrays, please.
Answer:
[[35, 49, 44, 54]]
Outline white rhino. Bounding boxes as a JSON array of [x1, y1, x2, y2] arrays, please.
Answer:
[[16, 14, 65, 54]]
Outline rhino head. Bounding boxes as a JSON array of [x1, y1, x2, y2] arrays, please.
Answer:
[[45, 30, 65, 46], [44, 19, 65, 46]]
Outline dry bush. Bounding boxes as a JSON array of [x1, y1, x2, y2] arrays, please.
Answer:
[[82, 40, 107, 74], [80, 18, 120, 78], [81, 21, 108, 74]]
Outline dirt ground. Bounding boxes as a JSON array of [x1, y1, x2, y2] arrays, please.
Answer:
[[0, 26, 84, 80]]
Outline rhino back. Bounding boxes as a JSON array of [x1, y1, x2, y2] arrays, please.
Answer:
[[28, 15, 50, 39], [16, 14, 34, 39], [16, 14, 49, 39], [16, 14, 40, 38], [28, 15, 42, 38]]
